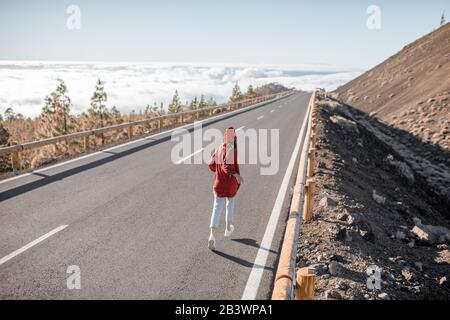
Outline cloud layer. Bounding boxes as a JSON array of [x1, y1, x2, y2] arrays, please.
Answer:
[[0, 61, 361, 118]]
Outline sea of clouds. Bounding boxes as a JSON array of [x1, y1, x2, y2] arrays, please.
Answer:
[[0, 61, 361, 118]]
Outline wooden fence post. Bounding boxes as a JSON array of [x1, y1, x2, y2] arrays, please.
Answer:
[[295, 267, 317, 300], [311, 132, 316, 148], [84, 136, 90, 151], [128, 126, 133, 139], [307, 147, 315, 177], [11, 150, 21, 174], [303, 178, 315, 221]]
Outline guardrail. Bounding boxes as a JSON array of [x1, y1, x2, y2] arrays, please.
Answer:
[[272, 91, 318, 300], [0, 90, 294, 173]]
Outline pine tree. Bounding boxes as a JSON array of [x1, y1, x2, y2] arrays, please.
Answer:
[[207, 97, 217, 108], [158, 102, 165, 116], [87, 79, 110, 144], [229, 83, 243, 103], [168, 90, 183, 114], [88, 79, 109, 129], [189, 97, 199, 111], [110, 106, 122, 124], [4, 107, 16, 121], [198, 95, 207, 109], [245, 84, 257, 99], [33, 81, 74, 166], [36, 81, 73, 138], [441, 10, 446, 26]]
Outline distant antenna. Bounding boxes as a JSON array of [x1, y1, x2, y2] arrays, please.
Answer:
[[441, 10, 446, 26]]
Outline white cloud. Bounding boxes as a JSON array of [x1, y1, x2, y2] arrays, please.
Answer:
[[0, 61, 361, 118]]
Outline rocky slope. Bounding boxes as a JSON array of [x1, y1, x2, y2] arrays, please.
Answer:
[[296, 96, 450, 300], [334, 23, 450, 151]]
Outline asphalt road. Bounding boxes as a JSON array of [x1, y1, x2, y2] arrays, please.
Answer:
[[0, 92, 311, 299]]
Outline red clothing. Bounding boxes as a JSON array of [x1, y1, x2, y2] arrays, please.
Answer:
[[208, 143, 240, 198]]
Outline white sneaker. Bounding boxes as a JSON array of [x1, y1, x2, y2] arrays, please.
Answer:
[[208, 234, 216, 250], [224, 225, 235, 238]]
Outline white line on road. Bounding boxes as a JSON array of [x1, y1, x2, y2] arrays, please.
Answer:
[[270, 110, 275, 113], [257, 116, 264, 120], [236, 126, 245, 132], [175, 148, 204, 165], [0, 225, 68, 266], [241, 103, 311, 300]]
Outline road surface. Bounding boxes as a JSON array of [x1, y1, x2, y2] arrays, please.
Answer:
[[0, 92, 311, 299]]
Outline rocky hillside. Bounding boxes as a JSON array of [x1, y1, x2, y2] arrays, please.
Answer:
[[334, 23, 450, 151], [296, 96, 450, 300]]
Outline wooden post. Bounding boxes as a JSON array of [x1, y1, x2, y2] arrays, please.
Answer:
[[296, 267, 317, 300], [83, 136, 90, 151], [311, 133, 316, 148], [180, 114, 184, 124], [128, 126, 133, 139], [307, 147, 315, 178], [158, 119, 162, 131], [11, 150, 20, 174], [303, 178, 315, 221], [196, 111, 199, 120]]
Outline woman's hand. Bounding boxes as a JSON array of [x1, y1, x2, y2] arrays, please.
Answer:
[[234, 173, 244, 185]]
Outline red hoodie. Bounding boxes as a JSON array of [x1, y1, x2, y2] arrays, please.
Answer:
[[208, 142, 240, 198]]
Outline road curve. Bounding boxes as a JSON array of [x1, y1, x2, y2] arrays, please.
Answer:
[[0, 92, 311, 299]]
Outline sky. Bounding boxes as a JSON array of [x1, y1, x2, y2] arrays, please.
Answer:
[[0, 0, 448, 117], [0, 0, 447, 69]]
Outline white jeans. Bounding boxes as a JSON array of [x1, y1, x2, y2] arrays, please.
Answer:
[[209, 196, 235, 229]]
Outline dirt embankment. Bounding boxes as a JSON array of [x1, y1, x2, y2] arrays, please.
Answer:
[[296, 97, 450, 300], [334, 23, 450, 151]]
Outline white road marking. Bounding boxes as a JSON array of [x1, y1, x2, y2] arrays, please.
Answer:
[[270, 110, 275, 113], [257, 116, 264, 120], [236, 126, 245, 132], [241, 102, 311, 300], [0, 96, 286, 185], [175, 148, 204, 165], [0, 225, 68, 266]]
